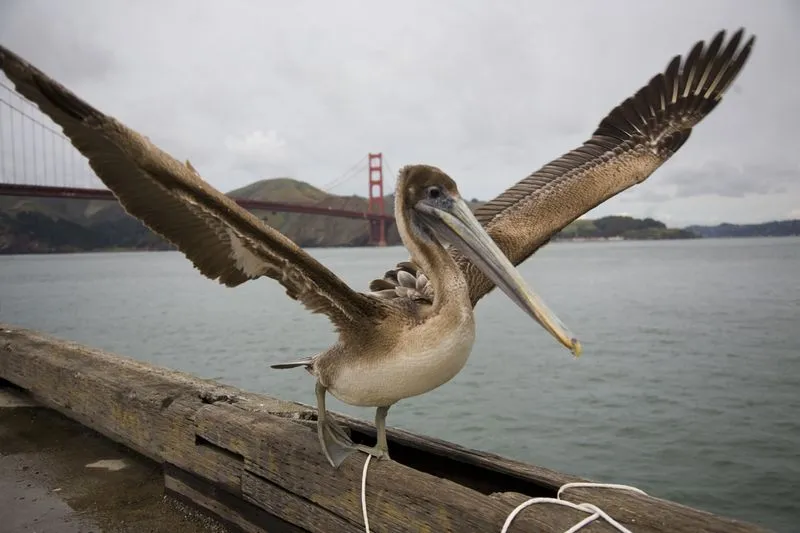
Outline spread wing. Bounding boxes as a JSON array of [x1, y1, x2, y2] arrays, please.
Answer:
[[0, 45, 387, 332], [370, 28, 755, 307]]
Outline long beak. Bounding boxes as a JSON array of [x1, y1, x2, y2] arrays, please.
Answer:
[[419, 197, 582, 357]]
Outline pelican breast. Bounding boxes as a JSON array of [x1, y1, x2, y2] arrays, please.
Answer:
[[326, 305, 476, 407]]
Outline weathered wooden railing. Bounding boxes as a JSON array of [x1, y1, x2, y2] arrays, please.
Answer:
[[0, 324, 770, 532]]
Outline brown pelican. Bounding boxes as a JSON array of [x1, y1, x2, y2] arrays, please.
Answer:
[[370, 29, 756, 308], [0, 26, 755, 464], [0, 49, 580, 467]]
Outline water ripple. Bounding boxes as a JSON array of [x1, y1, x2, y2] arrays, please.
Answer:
[[1, 238, 799, 531]]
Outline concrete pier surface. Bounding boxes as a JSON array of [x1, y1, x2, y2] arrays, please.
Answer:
[[0, 387, 230, 533]]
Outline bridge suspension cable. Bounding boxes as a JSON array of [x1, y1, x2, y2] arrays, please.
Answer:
[[319, 154, 368, 194], [381, 155, 397, 197], [1, 72, 393, 245], [0, 75, 102, 189]]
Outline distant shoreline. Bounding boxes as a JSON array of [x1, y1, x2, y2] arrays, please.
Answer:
[[3, 179, 796, 255], [3, 234, 798, 256]]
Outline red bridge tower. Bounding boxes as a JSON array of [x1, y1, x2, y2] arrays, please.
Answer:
[[368, 152, 387, 246]]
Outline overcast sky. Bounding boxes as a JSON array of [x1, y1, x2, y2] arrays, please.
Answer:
[[1, 0, 798, 226]]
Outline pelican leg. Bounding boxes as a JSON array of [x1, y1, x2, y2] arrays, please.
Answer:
[[355, 405, 392, 461], [315, 382, 358, 468]]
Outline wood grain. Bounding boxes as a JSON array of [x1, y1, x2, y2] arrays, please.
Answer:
[[0, 324, 771, 533], [165, 462, 304, 533]]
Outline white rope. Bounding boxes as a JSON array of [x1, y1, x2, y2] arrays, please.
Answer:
[[360, 453, 647, 533], [361, 454, 372, 533], [501, 482, 649, 533]]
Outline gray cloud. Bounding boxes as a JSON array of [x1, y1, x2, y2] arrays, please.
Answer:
[[668, 162, 798, 199], [0, 0, 798, 225], [620, 161, 799, 202]]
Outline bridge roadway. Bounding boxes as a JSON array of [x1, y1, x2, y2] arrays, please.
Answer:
[[0, 183, 395, 223]]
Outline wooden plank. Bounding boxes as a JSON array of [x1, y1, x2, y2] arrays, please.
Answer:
[[165, 462, 304, 533], [162, 396, 245, 494], [339, 413, 579, 491], [166, 474, 252, 533], [0, 381, 38, 408], [196, 403, 623, 533], [242, 471, 356, 533], [0, 324, 771, 533]]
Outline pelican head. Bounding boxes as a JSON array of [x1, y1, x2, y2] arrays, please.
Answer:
[[399, 165, 582, 356]]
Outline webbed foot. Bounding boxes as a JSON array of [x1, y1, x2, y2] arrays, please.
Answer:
[[355, 443, 391, 461], [318, 414, 359, 468], [354, 405, 392, 461], [317, 416, 359, 468], [316, 382, 360, 468]]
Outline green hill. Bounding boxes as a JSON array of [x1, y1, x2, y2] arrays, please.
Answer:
[[685, 220, 800, 238], [556, 215, 698, 240], [226, 179, 402, 248], [0, 178, 402, 254]]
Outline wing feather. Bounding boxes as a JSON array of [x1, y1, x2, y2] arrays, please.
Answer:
[[370, 28, 755, 307], [0, 45, 386, 331]]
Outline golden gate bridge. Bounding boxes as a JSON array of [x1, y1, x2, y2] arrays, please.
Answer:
[[0, 75, 395, 246]]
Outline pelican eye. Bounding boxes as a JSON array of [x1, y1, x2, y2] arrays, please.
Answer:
[[426, 186, 441, 200]]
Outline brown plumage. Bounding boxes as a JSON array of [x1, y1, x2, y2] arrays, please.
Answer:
[[370, 28, 756, 307], [0, 48, 580, 468]]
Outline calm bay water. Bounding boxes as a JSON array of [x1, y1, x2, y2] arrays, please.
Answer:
[[1, 238, 798, 532]]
